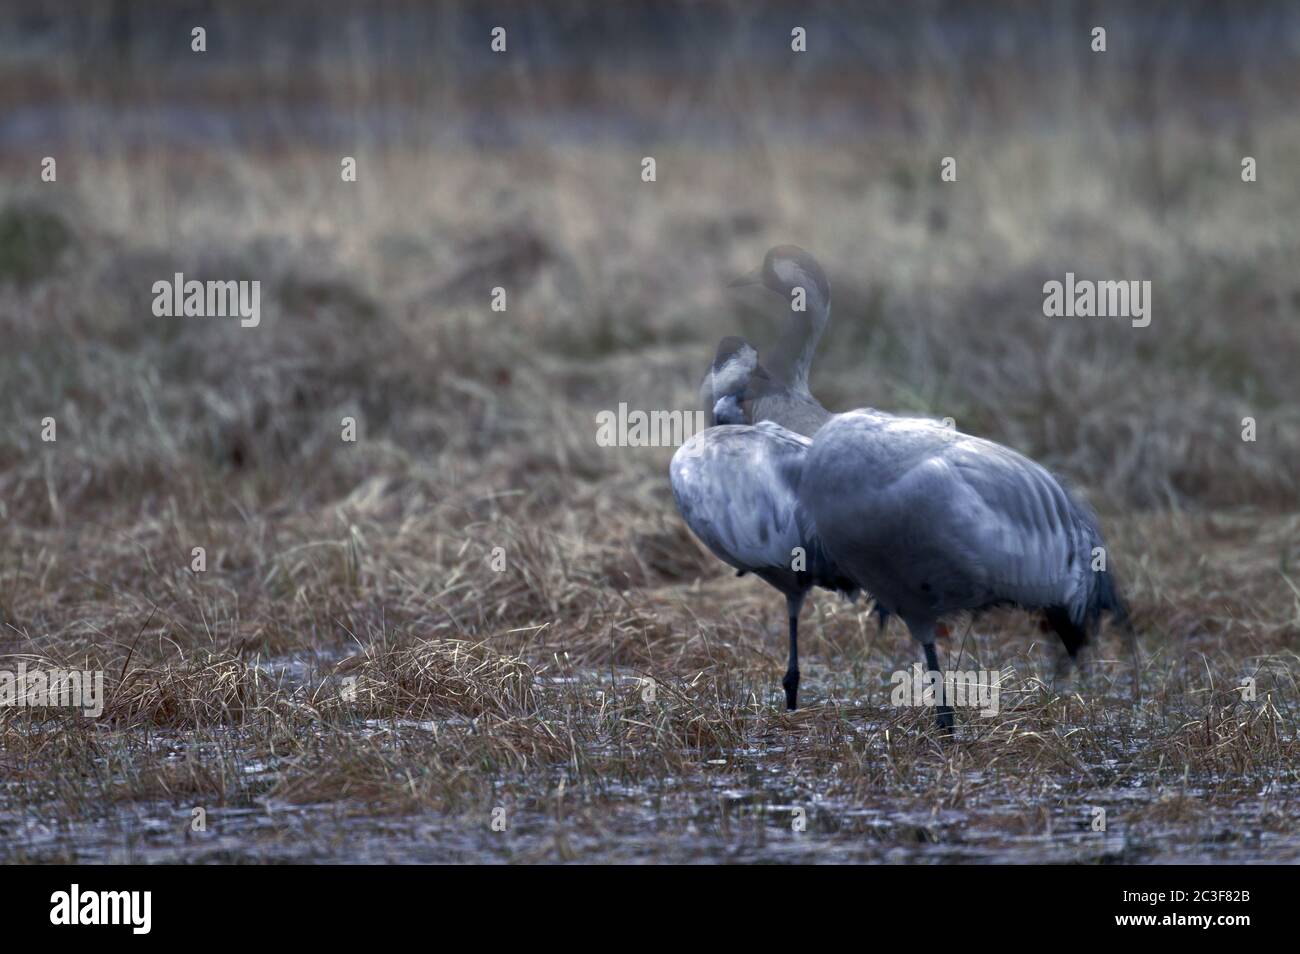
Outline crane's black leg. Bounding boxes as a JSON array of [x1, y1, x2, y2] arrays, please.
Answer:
[[923, 640, 954, 733], [782, 592, 804, 710]]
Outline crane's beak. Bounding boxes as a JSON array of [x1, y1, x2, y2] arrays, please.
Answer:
[[728, 266, 763, 288]]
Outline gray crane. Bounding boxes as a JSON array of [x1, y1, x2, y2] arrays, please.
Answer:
[[799, 408, 1131, 730], [677, 246, 844, 710], [673, 337, 856, 710], [680, 247, 1128, 727]]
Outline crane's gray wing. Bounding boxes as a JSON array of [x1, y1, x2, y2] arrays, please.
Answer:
[[804, 410, 1100, 620], [944, 431, 1128, 632], [872, 415, 1088, 609], [670, 422, 814, 576], [939, 436, 1089, 610]]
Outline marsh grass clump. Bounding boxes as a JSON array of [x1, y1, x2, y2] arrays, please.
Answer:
[[324, 639, 540, 721]]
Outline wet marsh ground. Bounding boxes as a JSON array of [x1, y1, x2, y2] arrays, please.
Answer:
[[3, 499, 1298, 862], [2, 2, 1300, 863]]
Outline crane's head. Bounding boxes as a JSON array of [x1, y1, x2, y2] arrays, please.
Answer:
[[706, 336, 784, 425], [729, 246, 831, 394], [729, 245, 831, 307], [707, 336, 766, 425]]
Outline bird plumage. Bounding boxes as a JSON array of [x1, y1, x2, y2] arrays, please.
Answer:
[[800, 408, 1129, 728], [681, 248, 842, 709], [670, 422, 850, 601], [802, 409, 1119, 626], [674, 332, 856, 709], [680, 249, 1129, 727]]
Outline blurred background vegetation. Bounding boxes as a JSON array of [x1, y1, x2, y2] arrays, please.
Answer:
[[1, 0, 1297, 522]]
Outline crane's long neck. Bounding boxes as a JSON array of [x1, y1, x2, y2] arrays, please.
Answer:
[[768, 295, 829, 398]]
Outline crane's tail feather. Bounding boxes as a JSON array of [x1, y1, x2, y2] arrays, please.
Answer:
[[1045, 555, 1133, 665], [1044, 605, 1087, 660], [1046, 517, 1133, 660]]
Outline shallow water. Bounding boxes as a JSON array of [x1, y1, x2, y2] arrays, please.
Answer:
[[6, 787, 1298, 864], [4, 654, 1296, 864], [4, 732, 1296, 863]]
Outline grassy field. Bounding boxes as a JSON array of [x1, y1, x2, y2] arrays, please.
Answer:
[[1, 1, 1299, 863]]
